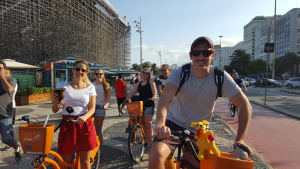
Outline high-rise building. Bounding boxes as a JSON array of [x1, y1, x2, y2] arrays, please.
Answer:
[[275, 8, 300, 57], [244, 16, 269, 60], [213, 45, 233, 68]]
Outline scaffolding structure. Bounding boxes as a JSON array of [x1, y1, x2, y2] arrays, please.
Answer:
[[0, 0, 131, 68]]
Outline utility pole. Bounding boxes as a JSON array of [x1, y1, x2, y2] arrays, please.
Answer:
[[272, 0, 277, 79], [219, 36, 223, 68], [134, 17, 143, 68]]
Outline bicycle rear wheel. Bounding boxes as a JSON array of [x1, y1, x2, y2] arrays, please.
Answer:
[[91, 149, 101, 169], [128, 125, 145, 163]]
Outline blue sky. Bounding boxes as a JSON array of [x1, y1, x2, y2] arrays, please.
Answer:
[[109, 0, 299, 66]]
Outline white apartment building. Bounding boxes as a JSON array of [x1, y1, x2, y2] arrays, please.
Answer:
[[213, 45, 233, 68], [275, 8, 300, 57], [244, 16, 269, 60]]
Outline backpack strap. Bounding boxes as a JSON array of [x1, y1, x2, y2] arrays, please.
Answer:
[[214, 67, 224, 98], [175, 63, 191, 96]]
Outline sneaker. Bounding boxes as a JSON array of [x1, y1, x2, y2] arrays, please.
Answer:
[[14, 146, 22, 162]]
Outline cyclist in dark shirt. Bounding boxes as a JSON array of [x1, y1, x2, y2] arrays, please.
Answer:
[[232, 72, 247, 91]]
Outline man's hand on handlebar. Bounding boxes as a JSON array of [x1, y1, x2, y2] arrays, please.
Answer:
[[155, 125, 171, 139]]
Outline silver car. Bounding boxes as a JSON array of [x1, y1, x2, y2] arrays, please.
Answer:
[[284, 78, 300, 88]]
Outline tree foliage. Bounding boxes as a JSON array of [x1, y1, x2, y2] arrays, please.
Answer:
[[247, 59, 267, 75], [229, 49, 251, 75], [275, 53, 300, 77], [131, 63, 140, 72], [131, 62, 159, 76]]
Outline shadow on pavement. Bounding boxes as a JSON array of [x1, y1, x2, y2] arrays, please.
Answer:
[[100, 145, 134, 169]]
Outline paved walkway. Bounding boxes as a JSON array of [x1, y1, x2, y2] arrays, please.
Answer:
[[0, 96, 271, 169], [215, 98, 300, 169]]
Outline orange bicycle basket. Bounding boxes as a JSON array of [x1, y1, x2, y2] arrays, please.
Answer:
[[126, 101, 143, 117], [201, 152, 254, 169], [19, 124, 55, 155]]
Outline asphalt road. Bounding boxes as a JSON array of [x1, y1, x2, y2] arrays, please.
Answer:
[[246, 86, 300, 117]]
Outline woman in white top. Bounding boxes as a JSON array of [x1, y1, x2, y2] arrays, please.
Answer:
[[93, 68, 110, 150], [52, 59, 97, 169]]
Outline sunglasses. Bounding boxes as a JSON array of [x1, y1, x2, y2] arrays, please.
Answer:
[[161, 69, 168, 72], [75, 67, 86, 72], [142, 71, 150, 75], [190, 49, 214, 57], [95, 72, 103, 76]]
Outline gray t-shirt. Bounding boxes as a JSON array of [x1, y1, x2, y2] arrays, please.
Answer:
[[0, 77, 17, 118], [167, 64, 241, 130]]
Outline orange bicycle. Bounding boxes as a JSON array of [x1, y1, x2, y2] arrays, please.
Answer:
[[125, 101, 145, 163], [18, 113, 101, 169], [164, 129, 254, 169]]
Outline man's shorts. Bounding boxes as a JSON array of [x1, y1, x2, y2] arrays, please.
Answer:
[[0, 117, 15, 145], [117, 97, 126, 106], [58, 116, 98, 155], [94, 104, 106, 117], [154, 120, 200, 169], [143, 106, 155, 115]]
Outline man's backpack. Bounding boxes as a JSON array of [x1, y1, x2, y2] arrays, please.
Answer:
[[174, 63, 224, 98]]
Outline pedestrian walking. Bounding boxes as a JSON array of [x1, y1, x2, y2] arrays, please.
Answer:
[[114, 74, 127, 116], [0, 60, 21, 161], [92, 68, 110, 151]]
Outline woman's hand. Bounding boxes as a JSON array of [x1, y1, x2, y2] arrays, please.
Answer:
[[152, 96, 157, 101], [104, 104, 109, 110], [52, 92, 62, 104], [77, 115, 88, 123]]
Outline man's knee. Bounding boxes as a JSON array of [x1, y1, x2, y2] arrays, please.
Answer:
[[149, 142, 171, 161]]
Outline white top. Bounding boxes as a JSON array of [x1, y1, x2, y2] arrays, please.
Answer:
[[58, 83, 97, 116], [167, 65, 241, 131], [12, 84, 18, 108], [93, 82, 106, 105]]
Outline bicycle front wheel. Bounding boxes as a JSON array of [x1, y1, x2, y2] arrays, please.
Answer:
[[91, 148, 101, 169], [128, 125, 145, 163]]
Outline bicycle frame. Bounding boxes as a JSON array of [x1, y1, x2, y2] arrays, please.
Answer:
[[31, 136, 100, 169], [164, 131, 199, 169], [19, 116, 101, 169]]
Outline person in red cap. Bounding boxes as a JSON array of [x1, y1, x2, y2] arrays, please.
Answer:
[[149, 36, 253, 169]]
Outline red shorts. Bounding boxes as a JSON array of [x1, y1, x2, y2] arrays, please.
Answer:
[[58, 115, 98, 155]]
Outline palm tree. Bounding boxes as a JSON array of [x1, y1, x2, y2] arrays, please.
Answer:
[[229, 49, 251, 75]]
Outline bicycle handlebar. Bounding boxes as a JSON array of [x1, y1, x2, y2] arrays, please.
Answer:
[[170, 129, 200, 163]]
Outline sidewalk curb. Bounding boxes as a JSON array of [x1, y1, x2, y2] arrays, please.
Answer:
[[279, 89, 300, 95], [249, 100, 300, 120], [214, 112, 275, 169]]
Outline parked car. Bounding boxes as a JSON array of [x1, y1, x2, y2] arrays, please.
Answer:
[[244, 77, 256, 85], [254, 78, 282, 88], [283, 78, 300, 88]]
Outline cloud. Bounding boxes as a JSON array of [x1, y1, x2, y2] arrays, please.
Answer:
[[212, 36, 243, 47], [130, 35, 242, 67], [131, 45, 190, 66]]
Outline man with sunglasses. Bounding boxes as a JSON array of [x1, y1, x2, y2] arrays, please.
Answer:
[[156, 64, 171, 96], [149, 37, 253, 169]]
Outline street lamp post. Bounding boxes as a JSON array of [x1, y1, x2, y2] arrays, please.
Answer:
[[134, 17, 143, 68], [219, 36, 223, 68], [272, 0, 277, 79]]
